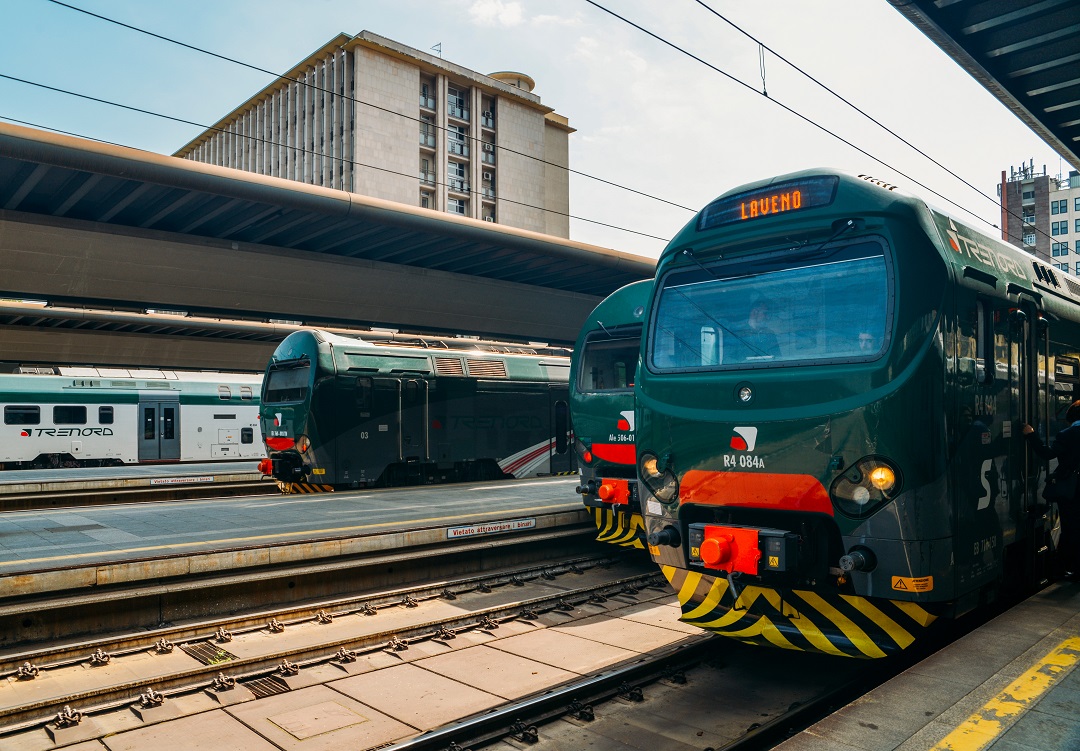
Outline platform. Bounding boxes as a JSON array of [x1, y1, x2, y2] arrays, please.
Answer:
[[0, 477, 584, 599], [777, 580, 1080, 751], [0, 461, 263, 497]]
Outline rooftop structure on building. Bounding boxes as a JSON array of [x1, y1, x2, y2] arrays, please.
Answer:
[[999, 161, 1080, 273], [174, 31, 574, 238]]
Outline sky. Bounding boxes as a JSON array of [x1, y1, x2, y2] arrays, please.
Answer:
[[0, 0, 1074, 259]]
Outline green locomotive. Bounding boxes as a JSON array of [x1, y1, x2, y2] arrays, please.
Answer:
[[637, 170, 1070, 657], [571, 280, 650, 548], [258, 330, 574, 491]]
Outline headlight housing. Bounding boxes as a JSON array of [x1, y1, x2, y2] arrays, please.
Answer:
[[574, 438, 594, 465], [296, 434, 311, 453], [830, 456, 902, 518], [639, 451, 679, 503]]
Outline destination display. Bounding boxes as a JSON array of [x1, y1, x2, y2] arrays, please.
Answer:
[[697, 175, 839, 230]]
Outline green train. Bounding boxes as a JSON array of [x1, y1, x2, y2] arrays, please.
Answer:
[[257, 330, 575, 491], [571, 281, 649, 548], [637, 169, 1071, 658]]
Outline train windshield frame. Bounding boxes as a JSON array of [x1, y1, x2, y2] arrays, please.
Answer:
[[577, 325, 641, 392], [648, 238, 893, 372], [263, 361, 311, 403]]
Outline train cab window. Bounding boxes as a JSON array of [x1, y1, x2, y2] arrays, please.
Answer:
[[54, 406, 87, 425], [240, 386, 253, 400], [264, 363, 310, 403], [218, 385, 232, 400], [98, 406, 114, 424], [650, 239, 889, 370], [241, 428, 254, 444], [4, 405, 39, 425], [578, 329, 640, 391]]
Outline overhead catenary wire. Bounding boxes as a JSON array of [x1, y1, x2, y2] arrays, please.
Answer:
[[583, 0, 1063, 249], [0, 74, 669, 242], [42, 0, 698, 215], [689, 0, 1058, 247]]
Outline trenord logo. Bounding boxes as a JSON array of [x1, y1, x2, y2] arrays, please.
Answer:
[[730, 427, 758, 452]]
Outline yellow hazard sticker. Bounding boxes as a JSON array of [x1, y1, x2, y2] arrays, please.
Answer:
[[689, 546, 700, 558], [768, 555, 779, 568], [891, 575, 933, 592], [648, 545, 661, 557], [312, 468, 325, 475]]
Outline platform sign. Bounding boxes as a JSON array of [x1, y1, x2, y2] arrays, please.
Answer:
[[149, 476, 215, 485], [446, 518, 536, 539]]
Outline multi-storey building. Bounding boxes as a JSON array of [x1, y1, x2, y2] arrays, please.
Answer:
[[174, 32, 574, 237], [999, 161, 1080, 272]]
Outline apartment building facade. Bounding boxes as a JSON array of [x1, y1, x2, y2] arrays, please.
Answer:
[[174, 32, 573, 238], [999, 161, 1080, 271]]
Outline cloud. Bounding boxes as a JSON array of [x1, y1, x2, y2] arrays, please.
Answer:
[[468, 0, 524, 27]]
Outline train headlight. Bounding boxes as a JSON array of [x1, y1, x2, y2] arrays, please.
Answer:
[[830, 456, 902, 519], [575, 438, 594, 465], [296, 435, 311, 453], [639, 451, 679, 503]]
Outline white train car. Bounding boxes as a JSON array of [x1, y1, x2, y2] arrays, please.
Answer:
[[0, 367, 264, 469]]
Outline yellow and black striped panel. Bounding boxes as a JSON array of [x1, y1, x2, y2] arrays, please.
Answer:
[[277, 481, 335, 495], [660, 565, 939, 659], [587, 507, 646, 550]]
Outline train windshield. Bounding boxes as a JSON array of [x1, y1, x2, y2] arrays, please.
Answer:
[[263, 362, 310, 403], [649, 239, 889, 371], [578, 326, 641, 392]]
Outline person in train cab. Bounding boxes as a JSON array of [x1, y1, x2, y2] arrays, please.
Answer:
[[737, 299, 780, 359], [857, 331, 877, 354], [1022, 401, 1080, 581]]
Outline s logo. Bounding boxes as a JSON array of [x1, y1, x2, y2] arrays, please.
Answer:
[[730, 426, 758, 452], [274, 413, 283, 427], [617, 410, 635, 432]]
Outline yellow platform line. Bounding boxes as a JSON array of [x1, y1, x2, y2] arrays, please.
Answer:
[[930, 636, 1080, 751]]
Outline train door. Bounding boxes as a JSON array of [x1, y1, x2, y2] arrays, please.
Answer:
[[549, 388, 572, 474], [399, 378, 429, 462], [1012, 296, 1054, 586], [138, 398, 180, 461]]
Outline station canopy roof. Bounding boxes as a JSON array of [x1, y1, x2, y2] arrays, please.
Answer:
[[0, 122, 655, 299], [891, 0, 1080, 169]]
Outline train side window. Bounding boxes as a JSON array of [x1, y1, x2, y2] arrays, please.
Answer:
[[4, 405, 39, 425], [99, 406, 114, 424], [54, 406, 87, 425], [356, 377, 373, 410], [976, 301, 995, 385], [218, 385, 232, 400], [241, 428, 254, 444]]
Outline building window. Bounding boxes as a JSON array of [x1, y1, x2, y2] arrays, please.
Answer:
[[1022, 190, 1035, 200], [1075, 261, 1080, 276], [420, 157, 435, 186], [1052, 199, 1068, 214], [1052, 221, 1067, 236], [420, 115, 435, 148], [420, 192, 432, 209], [1024, 232, 1037, 246], [447, 86, 469, 121], [447, 197, 467, 215], [1022, 211, 1035, 223], [1076, 218, 1080, 233], [1055, 262, 1069, 272], [1075, 197, 1080, 212]]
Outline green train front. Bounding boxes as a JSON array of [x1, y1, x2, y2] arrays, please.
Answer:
[[570, 280, 650, 549], [258, 330, 574, 491], [638, 170, 1069, 658]]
